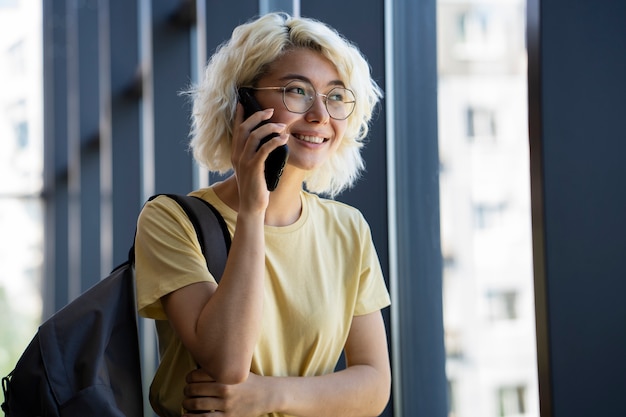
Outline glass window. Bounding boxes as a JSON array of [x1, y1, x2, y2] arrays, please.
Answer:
[[438, 0, 538, 416], [487, 290, 518, 321], [466, 106, 497, 139], [498, 385, 527, 417], [473, 201, 506, 229], [0, 0, 43, 379]]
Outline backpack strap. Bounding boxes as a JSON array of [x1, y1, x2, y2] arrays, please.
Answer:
[[148, 194, 231, 283]]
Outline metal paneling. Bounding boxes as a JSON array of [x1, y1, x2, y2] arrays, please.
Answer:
[[528, 0, 626, 415], [385, 0, 448, 415], [148, 1, 195, 196], [43, 0, 70, 317], [100, 0, 142, 269]]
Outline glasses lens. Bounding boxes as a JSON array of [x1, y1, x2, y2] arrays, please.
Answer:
[[282, 80, 356, 120], [283, 80, 315, 113], [326, 87, 355, 120]]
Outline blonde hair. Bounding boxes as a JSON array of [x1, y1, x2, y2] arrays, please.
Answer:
[[188, 12, 382, 197]]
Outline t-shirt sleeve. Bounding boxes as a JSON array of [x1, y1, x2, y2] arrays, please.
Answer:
[[134, 195, 215, 320], [354, 216, 391, 316]]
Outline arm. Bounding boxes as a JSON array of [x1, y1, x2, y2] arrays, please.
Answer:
[[161, 210, 265, 384], [161, 106, 288, 384], [183, 310, 391, 417]]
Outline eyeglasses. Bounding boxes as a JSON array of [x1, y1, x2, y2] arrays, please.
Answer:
[[245, 80, 356, 120]]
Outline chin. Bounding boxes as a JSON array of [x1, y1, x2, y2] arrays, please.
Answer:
[[285, 154, 324, 171]]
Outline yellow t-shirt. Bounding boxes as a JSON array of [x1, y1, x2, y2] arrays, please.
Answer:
[[135, 187, 391, 417]]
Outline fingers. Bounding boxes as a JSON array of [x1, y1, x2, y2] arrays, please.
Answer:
[[184, 381, 215, 398], [231, 105, 289, 202], [182, 396, 222, 415], [234, 105, 288, 157], [182, 376, 223, 415], [232, 105, 272, 153], [186, 368, 215, 383], [182, 406, 221, 416], [183, 369, 222, 398]]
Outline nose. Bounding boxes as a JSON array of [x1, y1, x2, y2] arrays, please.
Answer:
[[304, 93, 330, 124]]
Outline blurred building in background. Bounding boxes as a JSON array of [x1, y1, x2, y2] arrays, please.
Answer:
[[437, 0, 539, 416], [0, 0, 43, 378]]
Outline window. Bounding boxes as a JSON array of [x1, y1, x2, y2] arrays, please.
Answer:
[[457, 9, 489, 47], [453, 7, 506, 62], [13, 120, 28, 148], [487, 290, 518, 321], [448, 379, 458, 417], [0, 0, 43, 380], [473, 201, 506, 229], [7, 40, 26, 75], [438, 0, 538, 416], [467, 106, 497, 140], [497, 385, 527, 416]]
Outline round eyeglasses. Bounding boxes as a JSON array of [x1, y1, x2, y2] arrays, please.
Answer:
[[245, 80, 356, 120]]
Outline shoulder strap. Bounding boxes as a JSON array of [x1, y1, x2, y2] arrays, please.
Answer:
[[147, 194, 231, 283]]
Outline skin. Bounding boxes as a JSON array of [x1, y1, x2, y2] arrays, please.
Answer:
[[163, 48, 391, 417]]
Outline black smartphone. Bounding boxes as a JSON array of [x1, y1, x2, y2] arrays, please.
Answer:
[[238, 88, 289, 191]]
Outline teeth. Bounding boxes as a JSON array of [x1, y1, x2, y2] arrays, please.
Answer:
[[295, 134, 324, 144]]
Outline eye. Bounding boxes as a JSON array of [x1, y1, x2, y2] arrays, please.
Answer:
[[285, 82, 309, 96], [328, 87, 354, 103], [327, 90, 345, 102]]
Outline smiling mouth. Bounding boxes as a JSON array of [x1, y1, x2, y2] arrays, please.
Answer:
[[293, 133, 326, 144]]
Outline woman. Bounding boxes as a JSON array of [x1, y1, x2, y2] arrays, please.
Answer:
[[135, 12, 391, 417]]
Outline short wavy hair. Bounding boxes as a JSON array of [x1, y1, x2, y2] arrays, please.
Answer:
[[188, 12, 382, 197]]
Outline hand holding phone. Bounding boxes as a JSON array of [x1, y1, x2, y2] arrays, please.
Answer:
[[238, 88, 289, 191]]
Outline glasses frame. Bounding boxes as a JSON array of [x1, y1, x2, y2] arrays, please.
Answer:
[[244, 80, 356, 120]]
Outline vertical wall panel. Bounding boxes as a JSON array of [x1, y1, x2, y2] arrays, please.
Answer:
[[149, 1, 196, 195], [385, 0, 448, 415], [43, 0, 70, 318], [202, 1, 258, 60], [75, 0, 102, 292], [65, 0, 81, 301], [260, 0, 294, 15], [100, 0, 142, 268], [528, 0, 626, 416], [526, 0, 550, 414], [195, 0, 258, 187]]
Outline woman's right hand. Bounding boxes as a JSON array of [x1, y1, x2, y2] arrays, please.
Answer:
[[230, 104, 288, 216], [182, 369, 272, 417]]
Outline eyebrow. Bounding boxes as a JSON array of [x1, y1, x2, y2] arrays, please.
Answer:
[[278, 73, 346, 88]]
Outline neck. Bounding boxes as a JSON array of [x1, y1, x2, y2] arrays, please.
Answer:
[[214, 170, 304, 227], [265, 181, 303, 226]]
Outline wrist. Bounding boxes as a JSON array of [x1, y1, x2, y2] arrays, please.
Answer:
[[261, 376, 288, 414], [236, 208, 266, 226]]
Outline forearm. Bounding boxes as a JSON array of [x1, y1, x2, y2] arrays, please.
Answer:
[[175, 211, 267, 383], [202, 212, 266, 380], [266, 365, 391, 417], [182, 313, 392, 416]]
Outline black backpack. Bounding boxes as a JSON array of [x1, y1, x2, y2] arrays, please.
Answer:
[[1, 194, 230, 417]]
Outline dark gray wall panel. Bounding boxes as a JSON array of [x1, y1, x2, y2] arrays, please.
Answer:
[[43, 0, 70, 317], [106, 0, 142, 267], [150, 1, 195, 195], [528, 0, 626, 415]]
